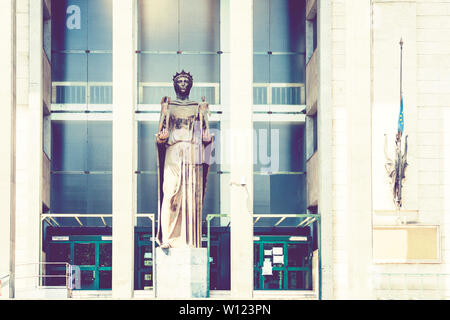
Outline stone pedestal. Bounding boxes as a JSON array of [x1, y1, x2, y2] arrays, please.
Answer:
[[155, 247, 208, 299]]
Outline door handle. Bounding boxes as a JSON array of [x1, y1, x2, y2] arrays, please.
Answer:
[[93, 270, 95, 280]]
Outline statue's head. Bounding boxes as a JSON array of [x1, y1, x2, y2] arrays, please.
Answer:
[[173, 70, 193, 99]]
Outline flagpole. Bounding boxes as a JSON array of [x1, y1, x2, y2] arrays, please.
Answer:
[[398, 38, 404, 223], [400, 37, 403, 101]]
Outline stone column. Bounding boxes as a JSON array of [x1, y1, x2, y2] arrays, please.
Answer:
[[0, 0, 16, 299], [226, 0, 254, 299], [344, 0, 373, 299], [14, 0, 44, 296], [112, 0, 136, 299], [317, 0, 334, 300]]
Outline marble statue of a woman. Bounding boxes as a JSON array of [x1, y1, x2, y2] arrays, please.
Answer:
[[155, 70, 213, 249]]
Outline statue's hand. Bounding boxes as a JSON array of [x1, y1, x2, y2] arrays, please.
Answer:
[[202, 130, 213, 143], [157, 129, 169, 143]]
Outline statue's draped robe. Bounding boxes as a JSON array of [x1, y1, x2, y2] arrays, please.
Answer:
[[156, 99, 212, 248]]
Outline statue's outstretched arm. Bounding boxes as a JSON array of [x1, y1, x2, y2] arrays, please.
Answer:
[[157, 96, 170, 143], [200, 96, 212, 142]]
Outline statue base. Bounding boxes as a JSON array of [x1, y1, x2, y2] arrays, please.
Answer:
[[155, 247, 208, 298]]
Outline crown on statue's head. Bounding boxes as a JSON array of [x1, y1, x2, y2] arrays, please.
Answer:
[[173, 70, 193, 83]]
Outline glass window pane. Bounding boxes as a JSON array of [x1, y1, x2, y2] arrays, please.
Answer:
[[253, 55, 270, 84], [179, 0, 220, 52], [270, 54, 305, 83], [269, 0, 305, 53], [99, 243, 112, 267], [139, 53, 178, 83], [51, 121, 87, 171], [137, 121, 159, 172], [253, 0, 270, 52], [270, 122, 305, 172], [137, 173, 158, 214], [48, 243, 71, 263], [87, 121, 112, 171], [202, 173, 220, 216], [52, 53, 87, 82], [87, 0, 112, 50], [138, 0, 179, 51], [98, 271, 112, 289], [287, 243, 307, 267], [263, 270, 283, 289], [51, 174, 87, 213], [253, 175, 270, 214], [79, 270, 96, 289], [52, 53, 87, 105], [74, 243, 95, 265], [253, 121, 270, 172], [288, 270, 308, 290], [253, 175, 306, 214], [52, 0, 88, 51], [180, 54, 220, 83], [88, 53, 112, 82], [86, 174, 112, 214], [270, 174, 306, 214]]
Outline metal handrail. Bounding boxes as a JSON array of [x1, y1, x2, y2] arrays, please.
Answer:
[[15, 262, 74, 294]]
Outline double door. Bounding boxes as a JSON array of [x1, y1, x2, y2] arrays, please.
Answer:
[[46, 239, 112, 290], [74, 242, 112, 290], [253, 237, 312, 290]]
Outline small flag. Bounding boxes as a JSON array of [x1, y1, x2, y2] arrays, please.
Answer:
[[398, 95, 404, 136]]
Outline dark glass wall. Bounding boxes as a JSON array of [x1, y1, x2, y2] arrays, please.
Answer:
[[137, 0, 220, 104], [52, 0, 113, 106]]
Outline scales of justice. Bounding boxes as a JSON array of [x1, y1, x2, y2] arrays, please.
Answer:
[[154, 70, 213, 298]]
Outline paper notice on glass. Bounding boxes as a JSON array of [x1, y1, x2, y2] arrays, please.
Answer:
[[262, 259, 272, 275], [264, 249, 272, 256], [273, 255, 284, 264], [273, 247, 283, 255], [144, 252, 152, 259]]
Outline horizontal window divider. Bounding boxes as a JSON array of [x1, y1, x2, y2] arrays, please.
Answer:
[[253, 51, 306, 55], [51, 171, 112, 175], [253, 113, 306, 122], [41, 213, 112, 218], [51, 110, 113, 114], [51, 112, 113, 121], [135, 170, 225, 175], [253, 213, 317, 218], [136, 104, 222, 110], [253, 83, 305, 88], [135, 50, 220, 55], [253, 105, 306, 112], [252, 111, 305, 115], [134, 110, 160, 114], [253, 171, 306, 175], [51, 50, 112, 54]]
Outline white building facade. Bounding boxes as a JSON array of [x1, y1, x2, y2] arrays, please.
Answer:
[[0, 0, 449, 300]]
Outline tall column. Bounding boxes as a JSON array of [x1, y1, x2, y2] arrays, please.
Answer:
[[0, 0, 16, 299], [226, 0, 254, 298], [317, 0, 333, 300], [112, 0, 136, 298], [344, 0, 373, 299]]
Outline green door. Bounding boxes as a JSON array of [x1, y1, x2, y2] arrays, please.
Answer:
[[74, 243, 97, 290], [254, 237, 312, 290]]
